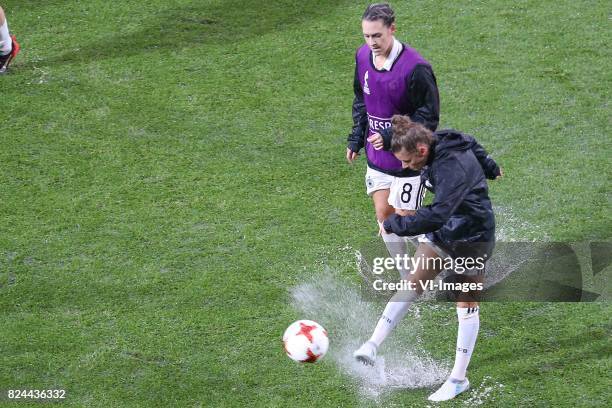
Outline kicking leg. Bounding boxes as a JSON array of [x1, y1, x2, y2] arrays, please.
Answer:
[[373, 189, 414, 279], [355, 243, 442, 365]]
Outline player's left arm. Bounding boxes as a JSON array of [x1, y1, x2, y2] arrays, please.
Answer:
[[464, 134, 503, 180], [406, 64, 440, 131]]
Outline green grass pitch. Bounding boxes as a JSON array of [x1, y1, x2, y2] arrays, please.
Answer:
[[0, 0, 610, 406]]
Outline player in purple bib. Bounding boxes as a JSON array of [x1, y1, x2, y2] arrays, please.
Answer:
[[346, 1, 440, 369], [346, 4, 439, 209], [346, 3, 439, 251], [353, 35, 437, 173]]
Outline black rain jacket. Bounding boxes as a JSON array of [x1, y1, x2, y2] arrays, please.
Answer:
[[382, 129, 501, 257]]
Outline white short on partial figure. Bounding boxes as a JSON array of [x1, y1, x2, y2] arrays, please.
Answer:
[[388, 175, 426, 211], [365, 166, 395, 196]]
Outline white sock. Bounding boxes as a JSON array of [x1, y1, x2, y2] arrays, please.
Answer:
[[381, 231, 412, 279], [368, 289, 418, 347], [450, 306, 480, 381], [0, 21, 11, 55]]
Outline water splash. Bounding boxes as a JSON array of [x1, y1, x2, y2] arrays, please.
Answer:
[[291, 270, 448, 401], [495, 205, 548, 242], [462, 376, 505, 406]]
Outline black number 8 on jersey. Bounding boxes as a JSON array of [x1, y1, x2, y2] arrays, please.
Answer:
[[401, 183, 412, 203]]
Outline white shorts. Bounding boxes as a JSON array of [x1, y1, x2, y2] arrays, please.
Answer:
[[365, 166, 394, 196], [416, 234, 448, 257], [365, 166, 426, 211], [388, 175, 426, 211]]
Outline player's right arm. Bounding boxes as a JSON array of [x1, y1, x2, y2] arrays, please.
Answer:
[[347, 61, 368, 163]]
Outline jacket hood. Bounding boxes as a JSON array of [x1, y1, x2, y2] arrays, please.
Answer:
[[433, 129, 473, 152]]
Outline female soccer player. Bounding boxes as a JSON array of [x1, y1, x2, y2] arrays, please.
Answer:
[[354, 115, 502, 402]]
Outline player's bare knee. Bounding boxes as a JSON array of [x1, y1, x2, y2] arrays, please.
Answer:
[[457, 301, 479, 309], [395, 209, 415, 217]]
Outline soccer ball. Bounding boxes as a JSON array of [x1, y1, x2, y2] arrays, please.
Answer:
[[282, 320, 329, 363]]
